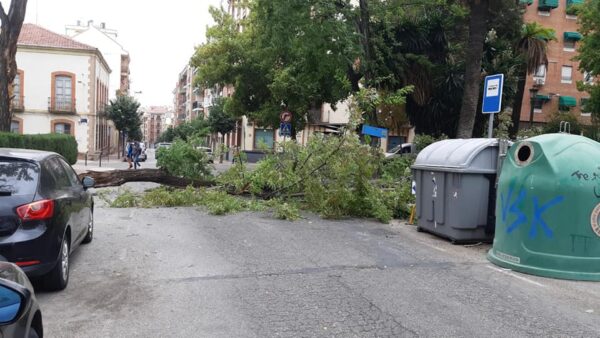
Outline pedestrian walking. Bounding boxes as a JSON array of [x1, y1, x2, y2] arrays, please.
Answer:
[[133, 141, 142, 170], [126, 140, 133, 169]]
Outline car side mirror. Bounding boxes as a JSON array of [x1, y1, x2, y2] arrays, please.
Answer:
[[82, 176, 95, 189], [0, 282, 24, 325]]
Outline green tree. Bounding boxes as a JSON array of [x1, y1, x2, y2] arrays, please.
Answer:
[[509, 22, 555, 137], [577, 0, 600, 127], [107, 95, 142, 153]]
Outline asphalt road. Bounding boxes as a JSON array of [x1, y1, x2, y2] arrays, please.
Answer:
[[36, 203, 600, 337]]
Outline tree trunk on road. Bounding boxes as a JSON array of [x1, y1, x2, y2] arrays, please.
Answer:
[[78, 169, 215, 188]]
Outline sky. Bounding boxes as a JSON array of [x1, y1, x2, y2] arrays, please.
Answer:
[[21, 0, 223, 107]]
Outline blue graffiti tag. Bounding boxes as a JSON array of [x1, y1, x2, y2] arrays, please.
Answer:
[[500, 184, 528, 234], [501, 183, 564, 239], [529, 196, 564, 239]]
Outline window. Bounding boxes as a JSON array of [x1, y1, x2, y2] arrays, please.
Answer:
[[561, 66, 573, 83], [584, 71, 594, 84], [10, 120, 20, 134], [52, 120, 73, 135], [581, 98, 591, 116], [57, 158, 80, 187], [51, 72, 75, 112], [13, 71, 22, 109], [0, 159, 40, 196], [44, 157, 72, 190], [534, 65, 546, 78], [564, 39, 576, 51], [254, 129, 274, 149]]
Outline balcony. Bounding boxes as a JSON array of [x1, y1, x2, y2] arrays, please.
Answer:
[[48, 97, 76, 114], [11, 96, 24, 112]]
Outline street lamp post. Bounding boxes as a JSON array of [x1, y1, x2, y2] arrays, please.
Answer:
[[529, 87, 539, 128]]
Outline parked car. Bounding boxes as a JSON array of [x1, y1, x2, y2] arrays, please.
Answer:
[[0, 149, 95, 291], [138, 150, 147, 162], [0, 262, 43, 337], [384, 143, 416, 159], [196, 146, 214, 163]]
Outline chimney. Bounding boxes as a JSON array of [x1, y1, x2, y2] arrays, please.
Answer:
[[88, 20, 93, 27], [101, 22, 106, 29]]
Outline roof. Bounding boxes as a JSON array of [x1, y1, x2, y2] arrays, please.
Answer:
[[18, 23, 96, 51], [0, 148, 57, 162]]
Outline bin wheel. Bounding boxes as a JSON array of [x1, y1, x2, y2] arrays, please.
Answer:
[[416, 226, 424, 233]]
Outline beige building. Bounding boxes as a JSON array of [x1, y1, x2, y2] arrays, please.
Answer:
[[519, 0, 591, 127], [13, 24, 118, 156], [142, 106, 169, 146]]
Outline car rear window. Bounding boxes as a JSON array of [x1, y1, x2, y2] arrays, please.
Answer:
[[0, 158, 40, 196]]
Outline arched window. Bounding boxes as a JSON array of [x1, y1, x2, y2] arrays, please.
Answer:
[[51, 119, 74, 136], [51, 72, 76, 112]]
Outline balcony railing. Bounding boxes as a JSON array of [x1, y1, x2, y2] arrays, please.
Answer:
[[48, 97, 76, 114], [11, 96, 24, 112]]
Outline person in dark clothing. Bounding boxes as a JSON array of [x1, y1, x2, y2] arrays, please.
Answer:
[[132, 141, 142, 169]]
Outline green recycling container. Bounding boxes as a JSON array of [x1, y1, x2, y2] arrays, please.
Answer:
[[488, 134, 600, 281]]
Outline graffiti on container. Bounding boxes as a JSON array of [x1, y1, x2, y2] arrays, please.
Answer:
[[570, 170, 600, 198], [571, 170, 600, 181], [500, 182, 564, 239]]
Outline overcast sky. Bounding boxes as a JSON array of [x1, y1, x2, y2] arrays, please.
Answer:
[[22, 0, 222, 107]]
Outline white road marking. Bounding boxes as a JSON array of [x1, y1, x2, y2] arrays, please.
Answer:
[[486, 265, 546, 288]]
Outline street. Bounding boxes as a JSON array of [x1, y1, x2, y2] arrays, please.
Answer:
[[36, 196, 600, 337]]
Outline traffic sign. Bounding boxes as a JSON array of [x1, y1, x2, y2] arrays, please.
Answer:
[[361, 125, 388, 138], [482, 74, 504, 114], [279, 122, 292, 137]]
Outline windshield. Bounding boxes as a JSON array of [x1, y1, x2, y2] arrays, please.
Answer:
[[387, 145, 403, 153], [0, 159, 40, 196]]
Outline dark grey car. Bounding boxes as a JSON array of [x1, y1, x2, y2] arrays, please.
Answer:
[[0, 262, 43, 337]]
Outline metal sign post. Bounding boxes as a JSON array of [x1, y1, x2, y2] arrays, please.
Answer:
[[482, 74, 504, 139]]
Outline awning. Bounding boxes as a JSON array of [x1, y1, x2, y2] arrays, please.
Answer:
[[567, 0, 584, 5], [559, 96, 577, 108], [564, 32, 583, 41], [539, 0, 559, 9], [536, 94, 551, 101], [519, 0, 533, 4]]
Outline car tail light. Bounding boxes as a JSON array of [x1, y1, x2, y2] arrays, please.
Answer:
[[16, 260, 40, 267], [16, 200, 54, 221]]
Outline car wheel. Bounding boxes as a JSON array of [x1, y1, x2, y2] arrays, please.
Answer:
[[44, 236, 69, 291], [82, 209, 93, 244], [28, 327, 40, 338]]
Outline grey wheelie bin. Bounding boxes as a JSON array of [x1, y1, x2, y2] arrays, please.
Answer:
[[412, 139, 500, 243]]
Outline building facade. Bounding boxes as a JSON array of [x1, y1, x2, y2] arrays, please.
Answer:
[[519, 0, 591, 127], [14, 24, 118, 155], [141, 106, 169, 146], [173, 64, 205, 126], [65, 20, 131, 99]]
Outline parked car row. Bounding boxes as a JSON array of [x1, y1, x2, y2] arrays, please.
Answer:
[[0, 148, 98, 337]]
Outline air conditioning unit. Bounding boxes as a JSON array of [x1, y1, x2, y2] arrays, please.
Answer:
[[534, 78, 545, 86]]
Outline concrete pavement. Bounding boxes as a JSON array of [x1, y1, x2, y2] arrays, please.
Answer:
[[36, 203, 600, 337]]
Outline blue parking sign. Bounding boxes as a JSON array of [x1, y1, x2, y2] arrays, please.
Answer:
[[482, 74, 504, 114]]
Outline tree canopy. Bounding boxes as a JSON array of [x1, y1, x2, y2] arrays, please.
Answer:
[[192, 0, 525, 138], [107, 95, 142, 141], [577, 0, 600, 124]]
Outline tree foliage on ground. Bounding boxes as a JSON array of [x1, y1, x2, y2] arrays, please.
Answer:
[[0, 0, 28, 132], [577, 0, 600, 126], [107, 95, 142, 141]]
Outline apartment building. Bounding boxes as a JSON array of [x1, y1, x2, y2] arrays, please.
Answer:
[[13, 24, 118, 155], [173, 65, 204, 126], [141, 106, 168, 146], [519, 0, 591, 127]]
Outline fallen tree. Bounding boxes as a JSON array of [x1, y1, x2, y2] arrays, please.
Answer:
[[78, 169, 215, 188]]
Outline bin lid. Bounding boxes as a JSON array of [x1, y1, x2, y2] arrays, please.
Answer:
[[412, 138, 499, 173]]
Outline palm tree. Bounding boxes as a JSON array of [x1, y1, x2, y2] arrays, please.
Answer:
[[509, 22, 556, 137]]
